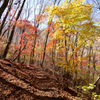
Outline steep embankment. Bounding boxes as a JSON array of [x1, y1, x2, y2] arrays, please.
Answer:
[[0, 59, 81, 100]]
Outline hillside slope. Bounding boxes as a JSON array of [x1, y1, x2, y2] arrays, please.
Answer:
[[0, 59, 81, 100]]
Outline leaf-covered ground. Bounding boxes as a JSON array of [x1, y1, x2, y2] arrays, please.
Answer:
[[0, 59, 82, 100]]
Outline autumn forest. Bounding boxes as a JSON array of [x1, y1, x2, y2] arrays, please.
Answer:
[[0, 0, 100, 99]]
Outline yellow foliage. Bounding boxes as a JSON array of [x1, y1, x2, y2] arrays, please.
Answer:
[[46, 0, 99, 73]]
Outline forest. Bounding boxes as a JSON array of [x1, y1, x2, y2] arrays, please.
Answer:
[[0, 0, 100, 100]]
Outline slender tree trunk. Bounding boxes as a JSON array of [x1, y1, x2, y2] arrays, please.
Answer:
[[93, 51, 96, 81], [57, 40, 60, 63], [41, 28, 49, 68], [0, 0, 9, 19], [0, 1, 13, 35], [74, 32, 78, 89], [30, 35, 37, 64], [2, 1, 20, 37], [64, 34, 70, 88], [80, 45, 85, 70], [30, 24, 39, 64], [52, 40, 56, 77], [13, 44, 27, 62], [2, 0, 26, 59], [87, 44, 92, 83], [65, 35, 68, 63], [17, 29, 25, 63]]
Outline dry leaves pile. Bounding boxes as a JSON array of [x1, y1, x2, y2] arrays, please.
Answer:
[[0, 59, 81, 100]]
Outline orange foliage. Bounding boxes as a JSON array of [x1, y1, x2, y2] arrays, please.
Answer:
[[46, 40, 53, 49], [35, 14, 46, 23], [49, 32, 53, 36], [16, 19, 37, 33], [26, 34, 38, 38]]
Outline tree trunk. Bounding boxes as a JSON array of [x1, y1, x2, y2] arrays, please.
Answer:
[[2, 0, 26, 58], [30, 23, 39, 64], [93, 52, 96, 81], [87, 45, 92, 83], [74, 32, 78, 89], [80, 45, 85, 70], [41, 27, 50, 68], [30, 36, 37, 64], [0, 0, 9, 19], [52, 40, 56, 77], [0, 0, 13, 35]]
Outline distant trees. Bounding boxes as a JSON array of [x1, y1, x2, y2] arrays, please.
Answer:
[[46, 0, 100, 87]]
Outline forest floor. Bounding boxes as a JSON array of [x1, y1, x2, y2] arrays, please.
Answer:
[[0, 59, 82, 100]]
